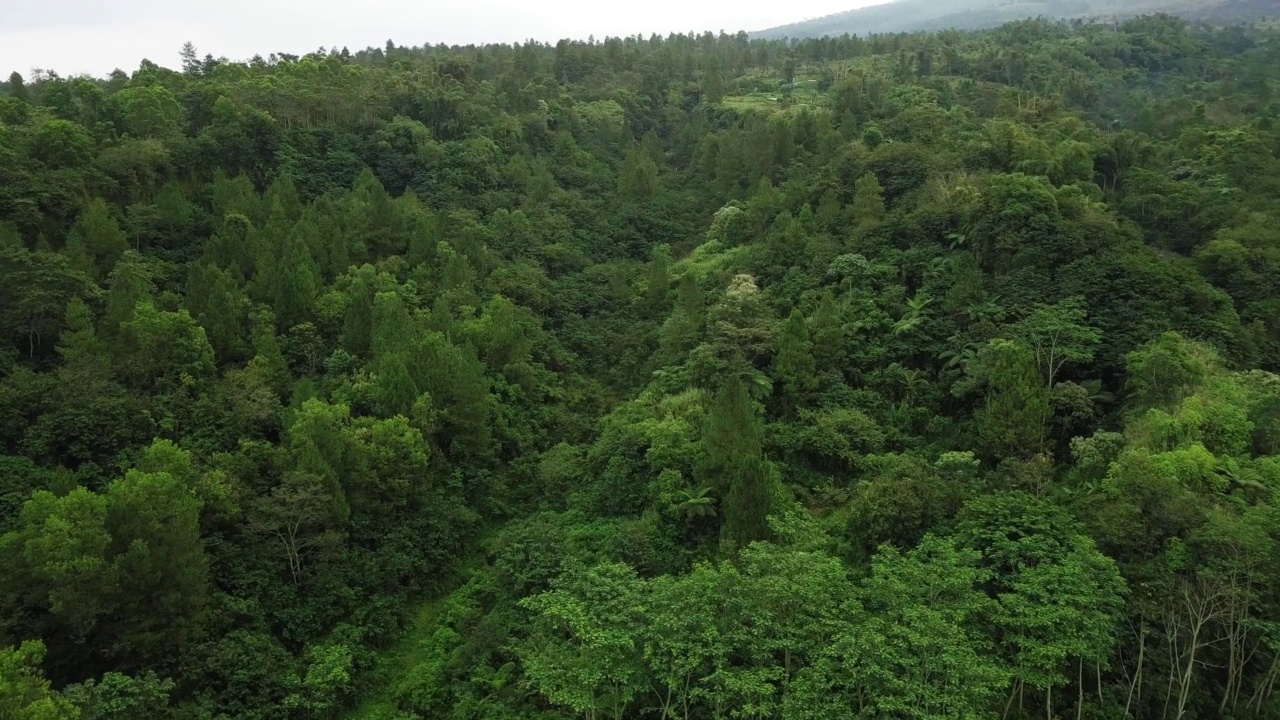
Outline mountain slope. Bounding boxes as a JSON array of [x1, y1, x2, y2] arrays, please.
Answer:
[[753, 0, 1279, 38]]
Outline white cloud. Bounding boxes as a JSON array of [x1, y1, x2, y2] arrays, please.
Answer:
[[1, 0, 885, 77]]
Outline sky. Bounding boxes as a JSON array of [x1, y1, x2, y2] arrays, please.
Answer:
[[1, 0, 887, 78]]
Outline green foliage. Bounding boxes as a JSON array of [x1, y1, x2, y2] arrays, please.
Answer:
[[967, 339, 1052, 460], [702, 375, 774, 547], [851, 172, 886, 226], [520, 563, 646, 720], [1, 15, 1280, 720], [0, 641, 79, 719]]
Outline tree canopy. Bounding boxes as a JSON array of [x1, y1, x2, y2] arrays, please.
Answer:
[[3, 14, 1280, 720]]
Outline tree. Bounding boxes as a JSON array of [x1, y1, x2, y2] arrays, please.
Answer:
[[645, 563, 733, 720], [520, 563, 647, 720], [100, 257, 152, 338], [185, 262, 249, 362], [809, 291, 848, 373], [957, 493, 1126, 720], [1124, 331, 1212, 411], [851, 172, 885, 225], [0, 641, 79, 719], [773, 310, 818, 406], [787, 536, 1006, 720], [248, 474, 343, 585], [65, 200, 127, 282], [116, 302, 216, 393], [271, 226, 319, 330], [246, 308, 290, 397], [114, 86, 181, 139], [63, 671, 174, 720], [618, 150, 660, 201], [702, 375, 773, 547], [411, 335, 494, 462], [179, 42, 200, 76], [702, 68, 725, 104], [294, 641, 355, 718], [0, 488, 116, 646], [647, 244, 672, 313], [995, 537, 1126, 720], [103, 469, 209, 666], [375, 355, 419, 417], [967, 339, 1051, 461], [1013, 298, 1101, 389], [0, 247, 94, 357], [340, 267, 378, 357], [7, 72, 28, 103]]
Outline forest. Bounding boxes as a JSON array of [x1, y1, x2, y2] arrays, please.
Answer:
[[1, 12, 1280, 720]]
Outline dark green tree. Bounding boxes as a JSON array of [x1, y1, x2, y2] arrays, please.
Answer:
[[703, 375, 773, 547]]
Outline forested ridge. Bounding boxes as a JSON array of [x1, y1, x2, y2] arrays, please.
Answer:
[[2, 14, 1280, 720], [751, 0, 1280, 40]]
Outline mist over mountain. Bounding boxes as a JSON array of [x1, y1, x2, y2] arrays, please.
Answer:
[[754, 0, 1280, 38]]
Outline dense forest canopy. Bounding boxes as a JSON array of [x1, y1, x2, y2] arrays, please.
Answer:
[[2, 12, 1280, 720]]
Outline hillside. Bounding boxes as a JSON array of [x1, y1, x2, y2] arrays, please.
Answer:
[[3, 13, 1280, 720], [754, 0, 1280, 38]]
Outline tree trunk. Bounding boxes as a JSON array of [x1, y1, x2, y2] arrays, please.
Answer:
[[1077, 657, 1084, 720], [1126, 622, 1145, 718]]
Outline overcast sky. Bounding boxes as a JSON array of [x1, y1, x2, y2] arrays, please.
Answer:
[[1, 0, 886, 78]]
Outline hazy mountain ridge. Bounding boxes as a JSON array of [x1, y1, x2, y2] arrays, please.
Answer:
[[754, 0, 1280, 38]]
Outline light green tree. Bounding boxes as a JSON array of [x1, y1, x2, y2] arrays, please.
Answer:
[[521, 563, 647, 720], [1013, 298, 1101, 389], [0, 641, 79, 720], [786, 536, 1006, 720], [65, 199, 127, 281]]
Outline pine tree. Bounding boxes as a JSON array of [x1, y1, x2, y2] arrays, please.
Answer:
[[376, 355, 419, 417], [272, 226, 320, 330], [101, 257, 154, 338], [57, 297, 103, 366], [976, 339, 1051, 460], [646, 244, 672, 314], [341, 267, 378, 357], [702, 68, 724, 105], [264, 174, 302, 226], [350, 168, 398, 258], [66, 198, 128, 281], [618, 150, 660, 201], [180, 42, 201, 75], [306, 200, 349, 280], [657, 274, 705, 367], [702, 375, 772, 547], [852, 172, 886, 225], [774, 309, 818, 405], [8, 71, 28, 102], [371, 291, 414, 360], [248, 308, 291, 397], [810, 291, 848, 374], [185, 262, 249, 362], [204, 213, 255, 278]]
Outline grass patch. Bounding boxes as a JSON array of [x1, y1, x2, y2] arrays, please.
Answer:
[[345, 596, 451, 720], [345, 532, 494, 720]]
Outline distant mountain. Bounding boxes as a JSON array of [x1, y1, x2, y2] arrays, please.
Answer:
[[753, 0, 1280, 39]]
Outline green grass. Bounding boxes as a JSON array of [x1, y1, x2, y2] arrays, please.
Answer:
[[344, 531, 496, 720], [722, 94, 786, 112], [721, 71, 827, 114], [345, 596, 450, 720], [721, 91, 823, 114]]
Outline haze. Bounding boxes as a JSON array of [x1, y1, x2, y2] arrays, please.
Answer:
[[1, 0, 887, 78]]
